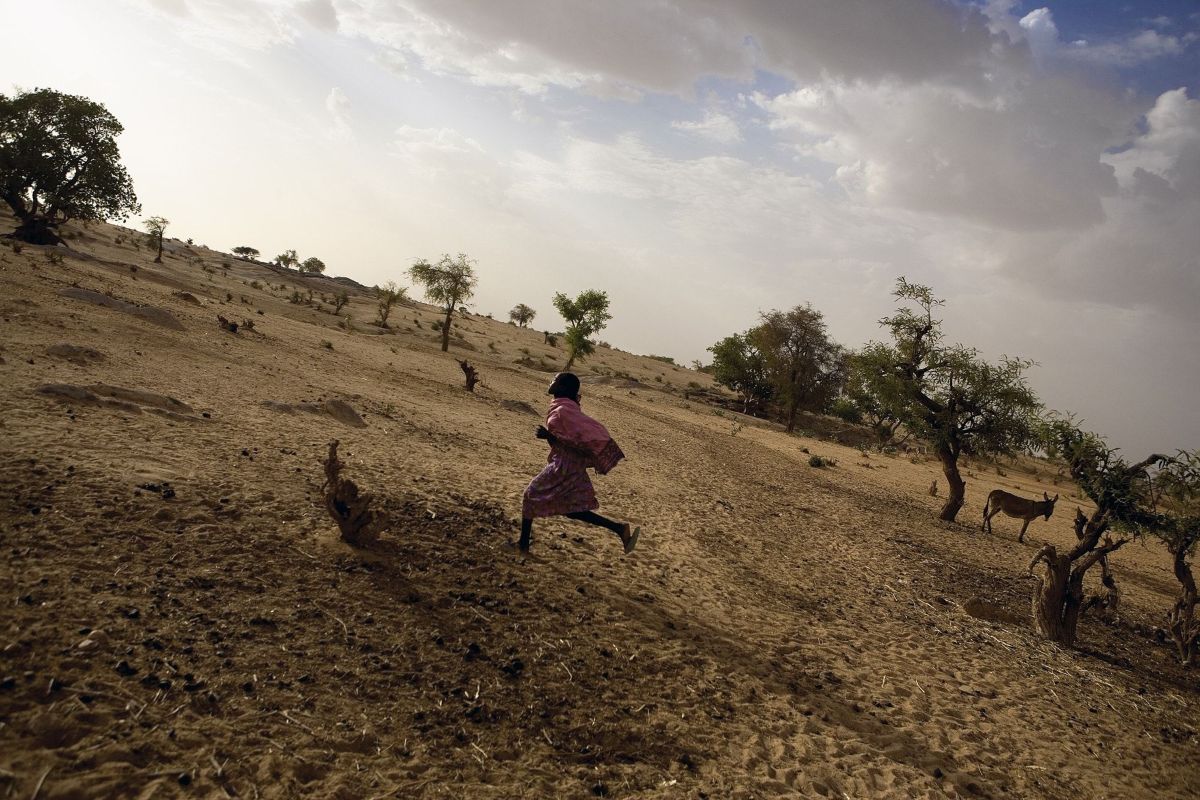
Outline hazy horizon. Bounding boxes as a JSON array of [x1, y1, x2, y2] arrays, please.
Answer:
[[3, 0, 1198, 457]]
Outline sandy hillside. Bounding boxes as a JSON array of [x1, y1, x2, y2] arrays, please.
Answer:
[[1, 217, 1197, 799]]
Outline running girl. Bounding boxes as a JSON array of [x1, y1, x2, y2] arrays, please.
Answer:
[[519, 372, 639, 555]]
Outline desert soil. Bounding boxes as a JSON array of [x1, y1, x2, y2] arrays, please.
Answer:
[[1, 217, 1197, 799]]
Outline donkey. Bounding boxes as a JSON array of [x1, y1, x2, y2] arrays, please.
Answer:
[[982, 490, 1058, 543]]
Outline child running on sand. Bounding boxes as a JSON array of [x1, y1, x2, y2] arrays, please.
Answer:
[[519, 372, 640, 555]]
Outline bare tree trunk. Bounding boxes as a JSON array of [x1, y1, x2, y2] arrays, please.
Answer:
[[1031, 546, 1078, 645], [1029, 513, 1128, 648], [564, 352, 576, 371], [154, 233, 163, 263], [321, 440, 380, 546], [11, 216, 61, 245], [785, 399, 799, 434], [440, 306, 452, 351], [1167, 544, 1199, 666], [937, 445, 965, 521]]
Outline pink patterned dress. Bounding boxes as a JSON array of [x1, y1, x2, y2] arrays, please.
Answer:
[[522, 399, 624, 519]]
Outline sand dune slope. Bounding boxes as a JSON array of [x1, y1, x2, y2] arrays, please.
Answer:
[[1, 221, 1197, 798]]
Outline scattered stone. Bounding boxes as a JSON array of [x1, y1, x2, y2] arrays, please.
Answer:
[[500, 399, 537, 416], [324, 399, 366, 428], [114, 660, 138, 677], [46, 343, 106, 365], [173, 291, 202, 305], [60, 287, 185, 330]]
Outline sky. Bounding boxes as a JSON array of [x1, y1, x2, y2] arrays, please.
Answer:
[[2, 0, 1198, 457]]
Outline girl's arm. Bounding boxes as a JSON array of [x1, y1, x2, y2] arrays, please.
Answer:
[[536, 426, 592, 459]]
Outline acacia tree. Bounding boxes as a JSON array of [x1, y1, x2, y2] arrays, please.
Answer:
[[509, 303, 536, 327], [1, 88, 141, 244], [232, 246, 259, 260], [300, 256, 326, 274], [274, 249, 298, 269], [707, 332, 772, 415], [845, 349, 907, 445], [410, 253, 478, 352], [553, 290, 611, 370], [1155, 451, 1200, 665], [750, 305, 846, 434], [332, 289, 350, 314], [143, 216, 168, 263], [1032, 417, 1169, 647], [862, 279, 1041, 521], [374, 282, 407, 327]]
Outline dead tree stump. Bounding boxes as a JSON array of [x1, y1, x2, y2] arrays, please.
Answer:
[[321, 439, 380, 546], [458, 359, 480, 392]]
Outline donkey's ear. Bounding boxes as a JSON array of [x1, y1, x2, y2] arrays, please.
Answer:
[[1044, 492, 1050, 500], [1052, 494, 1059, 502]]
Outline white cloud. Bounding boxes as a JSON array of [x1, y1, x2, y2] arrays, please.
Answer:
[[672, 109, 742, 144], [1017, 7, 1189, 68], [325, 86, 353, 141]]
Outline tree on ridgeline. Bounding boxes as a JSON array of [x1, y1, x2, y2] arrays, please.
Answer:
[[300, 256, 326, 274], [859, 278, 1042, 522], [0, 88, 140, 244], [274, 249, 298, 269], [1149, 451, 1200, 665], [232, 246, 259, 260], [750, 305, 846, 434], [374, 281, 407, 327], [707, 332, 772, 415], [510, 303, 536, 327], [410, 254, 478, 352], [553, 290, 611, 370], [143, 216, 169, 263], [1033, 416, 1170, 647]]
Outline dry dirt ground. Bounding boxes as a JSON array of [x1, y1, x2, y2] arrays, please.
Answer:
[[1, 218, 1197, 799]]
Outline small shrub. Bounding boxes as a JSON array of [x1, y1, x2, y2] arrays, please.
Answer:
[[225, 292, 233, 301], [45, 251, 63, 265], [250, 280, 262, 290], [809, 455, 828, 468], [321, 340, 334, 350], [431, 319, 443, 331]]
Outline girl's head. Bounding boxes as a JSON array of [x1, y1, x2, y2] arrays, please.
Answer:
[[548, 372, 581, 400]]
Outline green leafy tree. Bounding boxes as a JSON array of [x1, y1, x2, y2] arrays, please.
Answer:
[[300, 256, 326, 274], [0, 88, 140, 244], [707, 332, 772, 415], [1148, 451, 1200, 664], [232, 246, 259, 260], [374, 281, 407, 327], [749, 305, 846, 434], [332, 289, 350, 315], [143, 215, 168, 263], [847, 346, 910, 445], [274, 249, 298, 269], [862, 278, 1042, 521], [409, 253, 478, 352], [1032, 417, 1170, 647], [509, 303, 536, 327], [552, 290, 611, 370]]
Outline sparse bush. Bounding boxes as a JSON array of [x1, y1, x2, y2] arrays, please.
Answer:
[[809, 454, 834, 467], [375, 281, 407, 327], [250, 280, 262, 290], [45, 251, 63, 265], [321, 340, 333, 350], [332, 290, 350, 314]]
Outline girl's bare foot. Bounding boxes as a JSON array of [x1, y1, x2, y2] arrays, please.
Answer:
[[621, 524, 640, 554]]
